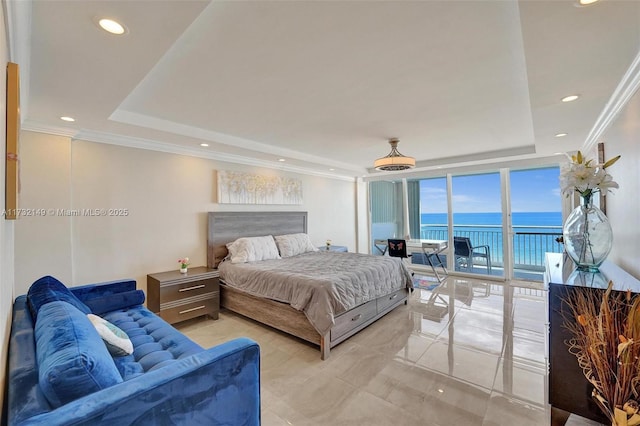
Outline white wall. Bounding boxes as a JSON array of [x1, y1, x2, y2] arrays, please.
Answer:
[[14, 132, 358, 295], [14, 133, 72, 285], [598, 88, 640, 278], [0, 2, 15, 415]]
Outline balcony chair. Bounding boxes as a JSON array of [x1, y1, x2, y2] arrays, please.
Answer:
[[453, 236, 492, 274]]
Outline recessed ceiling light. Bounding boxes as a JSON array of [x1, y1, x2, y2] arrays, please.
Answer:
[[98, 18, 126, 35], [60, 116, 75, 122], [555, 133, 568, 138], [200, 143, 209, 147], [329, 168, 335, 171], [561, 94, 580, 102], [278, 158, 286, 162], [578, 0, 599, 5]]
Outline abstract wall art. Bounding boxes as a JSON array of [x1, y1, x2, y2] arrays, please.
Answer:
[[217, 171, 303, 205]]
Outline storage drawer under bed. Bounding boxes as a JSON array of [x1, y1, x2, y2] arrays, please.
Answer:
[[330, 299, 377, 342], [377, 288, 406, 312]]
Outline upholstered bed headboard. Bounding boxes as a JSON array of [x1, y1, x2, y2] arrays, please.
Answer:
[[207, 211, 308, 268]]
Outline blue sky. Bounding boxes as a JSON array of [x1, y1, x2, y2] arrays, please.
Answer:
[[419, 167, 561, 213]]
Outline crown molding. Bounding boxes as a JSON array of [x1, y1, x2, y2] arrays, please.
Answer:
[[20, 121, 357, 182], [109, 109, 365, 174], [22, 120, 76, 138], [583, 48, 640, 153]]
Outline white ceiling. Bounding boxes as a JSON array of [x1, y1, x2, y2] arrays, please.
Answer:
[[14, 0, 640, 178]]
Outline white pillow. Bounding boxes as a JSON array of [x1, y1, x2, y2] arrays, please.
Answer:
[[274, 233, 318, 258], [226, 235, 281, 264], [87, 314, 133, 357]]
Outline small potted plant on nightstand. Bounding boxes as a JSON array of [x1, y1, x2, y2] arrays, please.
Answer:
[[178, 257, 190, 273]]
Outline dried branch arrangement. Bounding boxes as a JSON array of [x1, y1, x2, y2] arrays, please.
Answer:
[[563, 282, 640, 426]]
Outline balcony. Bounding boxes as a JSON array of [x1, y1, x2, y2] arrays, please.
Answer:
[[415, 224, 564, 281]]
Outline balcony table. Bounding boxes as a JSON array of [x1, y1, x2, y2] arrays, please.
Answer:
[[407, 239, 448, 282], [373, 239, 388, 255]]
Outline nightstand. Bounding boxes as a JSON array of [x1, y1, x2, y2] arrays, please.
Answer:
[[147, 266, 219, 324], [318, 245, 348, 252]]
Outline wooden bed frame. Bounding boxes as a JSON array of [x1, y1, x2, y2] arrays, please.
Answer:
[[207, 211, 408, 359]]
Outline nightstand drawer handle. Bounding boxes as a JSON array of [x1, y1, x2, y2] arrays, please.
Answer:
[[179, 284, 206, 292], [179, 305, 205, 315], [351, 314, 362, 322], [389, 294, 398, 300]]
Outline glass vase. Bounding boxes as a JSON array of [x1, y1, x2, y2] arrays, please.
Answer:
[[562, 193, 613, 272]]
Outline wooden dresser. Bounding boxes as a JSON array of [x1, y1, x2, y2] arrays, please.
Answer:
[[147, 267, 219, 324], [545, 253, 640, 424]]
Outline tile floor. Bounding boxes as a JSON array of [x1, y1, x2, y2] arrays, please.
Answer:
[[178, 275, 601, 425]]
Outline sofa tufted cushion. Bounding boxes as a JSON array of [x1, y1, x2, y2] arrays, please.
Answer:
[[35, 301, 123, 408], [103, 306, 203, 381], [274, 233, 318, 258], [27, 275, 91, 322]]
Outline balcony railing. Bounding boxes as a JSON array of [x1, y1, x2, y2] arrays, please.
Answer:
[[420, 224, 563, 271]]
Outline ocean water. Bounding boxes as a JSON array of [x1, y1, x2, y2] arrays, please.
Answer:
[[421, 212, 562, 228], [419, 212, 563, 266]]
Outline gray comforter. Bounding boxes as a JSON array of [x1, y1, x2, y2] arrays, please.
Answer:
[[218, 251, 413, 335]]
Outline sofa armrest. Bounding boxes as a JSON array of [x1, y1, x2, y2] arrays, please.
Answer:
[[17, 337, 260, 426]]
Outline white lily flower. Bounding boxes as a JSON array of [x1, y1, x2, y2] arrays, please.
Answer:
[[559, 151, 620, 197]]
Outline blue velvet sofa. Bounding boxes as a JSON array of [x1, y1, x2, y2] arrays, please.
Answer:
[[6, 276, 261, 425]]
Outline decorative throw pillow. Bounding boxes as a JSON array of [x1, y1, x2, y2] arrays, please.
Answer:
[[226, 235, 281, 263], [274, 233, 318, 258], [87, 313, 134, 357]]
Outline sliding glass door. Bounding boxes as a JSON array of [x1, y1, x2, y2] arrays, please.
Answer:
[[451, 172, 503, 278], [369, 163, 562, 281], [407, 177, 449, 269], [415, 177, 448, 240], [509, 167, 564, 280]]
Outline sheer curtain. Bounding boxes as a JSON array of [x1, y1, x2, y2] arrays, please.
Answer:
[[369, 180, 404, 254]]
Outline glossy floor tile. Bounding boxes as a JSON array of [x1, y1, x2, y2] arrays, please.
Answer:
[[179, 275, 600, 425]]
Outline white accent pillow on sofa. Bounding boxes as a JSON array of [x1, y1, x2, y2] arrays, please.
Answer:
[[274, 233, 318, 258], [226, 235, 281, 264], [87, 313, 133, 357]]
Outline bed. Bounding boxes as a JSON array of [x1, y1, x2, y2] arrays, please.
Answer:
[[207, 211, 413, 359]]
